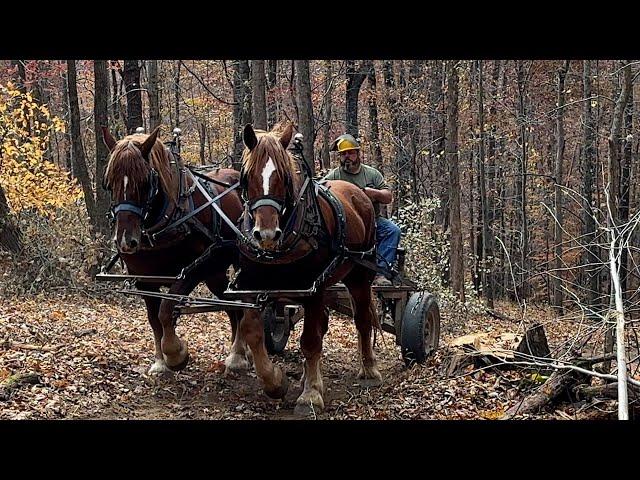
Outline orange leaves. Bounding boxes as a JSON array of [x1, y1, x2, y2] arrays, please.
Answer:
[[0, 82, 80, 217]]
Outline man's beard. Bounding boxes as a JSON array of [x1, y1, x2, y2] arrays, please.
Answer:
[[341, 159, 361, 174]]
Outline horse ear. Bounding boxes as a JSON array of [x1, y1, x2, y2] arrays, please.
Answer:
[[279, 122, 294, 149], [140, 126, 161, 159], [101, 126, 117, 152], [243, 124, 258, 151]]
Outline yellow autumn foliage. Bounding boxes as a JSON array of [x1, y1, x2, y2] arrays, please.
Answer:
[[0, 82, 82, 217]]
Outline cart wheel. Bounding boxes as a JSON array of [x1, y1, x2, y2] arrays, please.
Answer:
[[263, 303, 291, 355], [400, 292, 440, 366]]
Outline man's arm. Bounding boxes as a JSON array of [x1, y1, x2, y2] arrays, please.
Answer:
[[363, 187, 393, 204]]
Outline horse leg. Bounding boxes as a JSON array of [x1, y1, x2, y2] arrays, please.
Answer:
[[205, 277, 252, 373], [141, 287, 173, 376], [344, 271, 382, 387], [158, 273, 203, 371], [294, 294, 328, 416], [224, 309, 253, 373], [240, 309, 289, 399]]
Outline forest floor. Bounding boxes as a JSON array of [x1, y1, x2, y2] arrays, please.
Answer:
[[0, 288, 631, 420]]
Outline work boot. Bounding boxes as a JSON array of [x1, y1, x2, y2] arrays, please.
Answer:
[[380, 312, 395, 334], [373, 274, 392, 286]]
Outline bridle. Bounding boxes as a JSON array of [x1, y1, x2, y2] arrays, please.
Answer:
[[105, 167, 161, 224], [239, 164, 294, 218]]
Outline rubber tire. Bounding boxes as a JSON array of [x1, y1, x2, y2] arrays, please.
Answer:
[[263, 303, 291, 355], [400, 292, 440, 366]]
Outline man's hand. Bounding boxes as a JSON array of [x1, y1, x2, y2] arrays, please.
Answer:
[[362, 186, 393, 204]]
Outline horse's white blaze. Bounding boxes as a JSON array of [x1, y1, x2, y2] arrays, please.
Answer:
[[261, 157, 276, 195], [123, 175, 129, 200], [120, 230, 129, 250]]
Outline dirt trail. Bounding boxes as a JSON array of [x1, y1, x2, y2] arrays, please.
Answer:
[[0, 293, 617, 420]]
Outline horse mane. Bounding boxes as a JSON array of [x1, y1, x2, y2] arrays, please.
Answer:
[[104, 133, 179, 203], [243, 123, 299, 188]]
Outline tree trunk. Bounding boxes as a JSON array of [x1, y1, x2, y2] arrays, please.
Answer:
[[516, 60, 530, 300], [320, 60, 333, 170], [294, 60, 314, 175], [266, 60, 278, 129], [93, 60, 111, 237], [446, 60, 465, 302], [147, 60, 161, 131], [366, 61, 384, 171], [174, 60, 181, 128], [123, 60, 143, 134], [428, 60, 448, 230], [0, 184, 22, 254], [109, 61, 124, 137], [581, 60, 599, 313], [232, 60, 251, 171], [620, 80, 633, 296], [251, 60, 267, 130], [346, 60, 366, 136], [477, 60, 493, 308], [553, 61, 569, 312], [66, 60, 97, 229], [605, 60, 632, 372]]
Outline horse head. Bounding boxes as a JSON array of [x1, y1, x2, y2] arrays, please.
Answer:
[[102, 126, 176, 254], [240, 122, 297, 251]]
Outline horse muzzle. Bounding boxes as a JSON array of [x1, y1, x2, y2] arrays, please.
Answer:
[[251, 226, 282, 250]]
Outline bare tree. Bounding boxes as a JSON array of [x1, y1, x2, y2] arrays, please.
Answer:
[[319, 60, 333, 171], [345, 60, 366, 136], [124, 60, 143, 134], [147, 60, 161, 131], [66, 60, 97, 229], [553, 60, 570, 311], [446, 60, 465, 302], [294, 60, 314, 175], [366, 60, 383, 172], [477, 60, 493, 308], [266, 60, 278, 129], [251, 60, 267, 130], [93, 60, 111, 237]]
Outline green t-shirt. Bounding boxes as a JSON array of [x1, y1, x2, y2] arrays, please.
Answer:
[[323, 164, 389, 216]]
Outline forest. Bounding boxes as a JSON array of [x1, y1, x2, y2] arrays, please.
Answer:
[[1, 59, 639, 420]]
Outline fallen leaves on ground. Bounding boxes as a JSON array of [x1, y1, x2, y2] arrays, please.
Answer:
[[0, 293, 622, 420]]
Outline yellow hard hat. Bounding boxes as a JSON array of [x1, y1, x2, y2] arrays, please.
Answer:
[[332, 134, 361, 153]]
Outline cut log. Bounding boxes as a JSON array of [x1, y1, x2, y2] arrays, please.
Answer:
[[440, 351, 474, 377], [515, 323, 550, 360], [501, 369, 588, 419], [576, 382, 640, 401], [447, 332, 521, 372]]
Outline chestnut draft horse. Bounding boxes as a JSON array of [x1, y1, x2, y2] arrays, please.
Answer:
[[102, 126, 251, 376], [233, 122, 381, 415]]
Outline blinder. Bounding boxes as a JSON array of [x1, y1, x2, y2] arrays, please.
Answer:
[[108, 167, 160, 224]]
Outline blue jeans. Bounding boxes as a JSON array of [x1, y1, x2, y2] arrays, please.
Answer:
[[376, 216, 401, 277]]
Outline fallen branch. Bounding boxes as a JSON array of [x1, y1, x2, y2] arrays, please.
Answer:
[[4, 342, 60, 352], [486, 309, 518, 323], [501, 369, 588, 419], [576, 382, 640, 402]]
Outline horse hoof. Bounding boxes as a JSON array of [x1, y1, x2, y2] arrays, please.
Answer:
[[293, 398, 324, 417], [147, 361, 174, 378], [165, 352, 190, 372], [264, 373, 289, 399], [224, 353, 251, 373]]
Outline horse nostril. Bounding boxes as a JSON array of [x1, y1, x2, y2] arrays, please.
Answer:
[[273, 228, 282, 241], [130, 238, 138, 248], [252, 229, 262, 241]]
